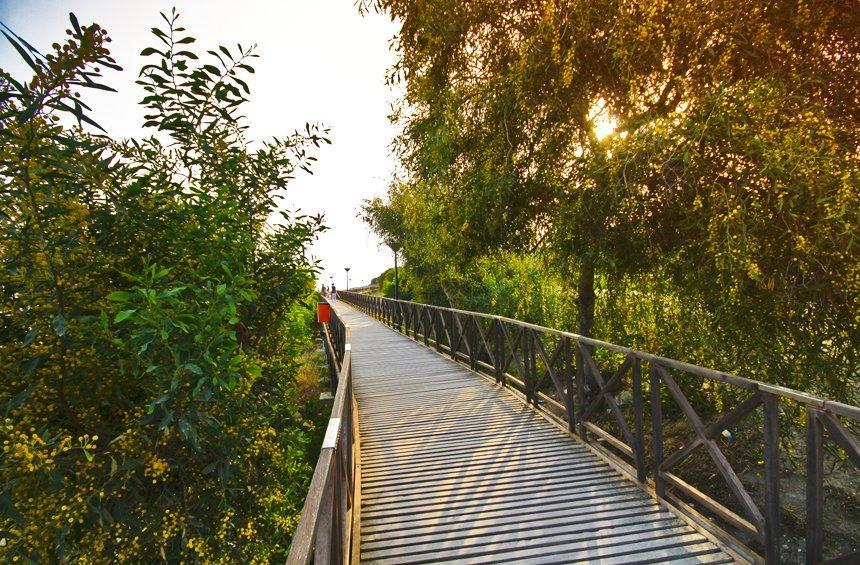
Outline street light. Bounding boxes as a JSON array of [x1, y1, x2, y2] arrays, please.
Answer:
[[344, 267, 351, 291]]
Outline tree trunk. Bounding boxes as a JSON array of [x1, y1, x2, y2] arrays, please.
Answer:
[[575, 257, 596, 429], [576, 258, 595, 339]]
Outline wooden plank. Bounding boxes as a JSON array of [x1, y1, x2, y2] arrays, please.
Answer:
[[360, 440, 589, 475], [584, 421, 635, 458], [363, 467, 615, 504], [662, 471, 759, 540], [376, 532, 717, 565], [363, 501, 666, 542], [360, 434, 585, 469], [361, 468, 624, 509], [363, 512, 684, 559], [363, 491, 653, 533], [360, 449, 603, 486], [819, 411, 860, 467], [361, 480, 638, 521], [632, 356, 647, 482], [364, 524, 698, 562], [360, 459, 611, 496], [651, 363, 666, 498], [360, 424, 565, 453], [806, 407, 824, 564], [762, 391, 780, 564]]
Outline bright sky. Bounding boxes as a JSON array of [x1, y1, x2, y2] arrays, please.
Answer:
[[0, 0, 399, 288]]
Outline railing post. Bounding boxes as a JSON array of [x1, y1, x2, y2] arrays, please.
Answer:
[[529, 330, 538, 405], [468, 317, 477, 370], [494, 319, 505, 386], [650, 363, 665, 498], [805, 406, 824, 565], [575, 341, 586, 439], [762, 392, 780, 565], [564, 337, 575, 433], [450, 312, 458, 361], [632, 356, 647, 483], [522, 329, 532, 404]]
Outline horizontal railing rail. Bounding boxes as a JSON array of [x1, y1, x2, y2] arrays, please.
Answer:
[[287, 300, 358, 565], [340, 290, 859, 565]]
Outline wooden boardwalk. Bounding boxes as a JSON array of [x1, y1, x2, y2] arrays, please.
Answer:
[[336, 302, 737, 564]]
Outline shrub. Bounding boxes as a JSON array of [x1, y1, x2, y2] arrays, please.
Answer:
[[0, 11, 329, 562]]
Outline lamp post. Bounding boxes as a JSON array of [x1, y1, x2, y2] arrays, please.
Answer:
[[393, 249, 399, 301], [344, 267, 351, 291]]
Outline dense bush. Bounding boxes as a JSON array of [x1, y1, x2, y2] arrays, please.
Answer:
[[1, 11, 329, 561]]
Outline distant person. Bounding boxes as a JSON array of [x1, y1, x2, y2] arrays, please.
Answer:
[[331, 284, 338, 303], [320, 283, 327, 297]]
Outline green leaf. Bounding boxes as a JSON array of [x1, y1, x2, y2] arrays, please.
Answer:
[[1, 30, 38, 72], [6, 382, 36, 412], [161, 286, 186, 298], [52, 314, 68, 336], [69, 12, 82, 35], [22, 328, 38, 347], [108, 291, 135, 302], [158, 411, 174, 430], [178, 417, 198, 447], [0, 487, 24, 525], [114, 309, 136, 323], [184, 363, 203, 375]]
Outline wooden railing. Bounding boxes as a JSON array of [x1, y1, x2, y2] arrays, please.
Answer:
[[340, 290, 859, 565], [287, 302, 359, 565]]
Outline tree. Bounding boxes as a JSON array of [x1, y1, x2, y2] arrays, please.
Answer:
[[1, 11, 330, 561], [361, 196, 405, 298], [360, 0, 858, 398]]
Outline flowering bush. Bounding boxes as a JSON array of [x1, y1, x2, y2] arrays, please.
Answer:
[[0, 11, 328, 561]]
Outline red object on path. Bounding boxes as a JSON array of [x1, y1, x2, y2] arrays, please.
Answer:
[[317, 302, 331, 323]]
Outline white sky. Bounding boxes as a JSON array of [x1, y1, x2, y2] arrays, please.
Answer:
[[0, 0, 399, 288]]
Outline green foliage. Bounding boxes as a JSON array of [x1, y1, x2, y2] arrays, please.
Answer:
[[0, 11, 329, 562], [361, 0, 858, 404]]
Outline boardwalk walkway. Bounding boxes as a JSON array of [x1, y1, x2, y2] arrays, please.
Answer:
[[336, 302, 737, 564]]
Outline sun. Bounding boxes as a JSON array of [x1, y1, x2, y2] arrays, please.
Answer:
[[588, 98, 617, 140], [593, 114, 618, 140]]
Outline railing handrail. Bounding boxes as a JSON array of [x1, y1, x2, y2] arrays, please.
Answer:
[[287, 300, 356, 565], [339, 290, 860, 565], [340, 292, 858, 419]]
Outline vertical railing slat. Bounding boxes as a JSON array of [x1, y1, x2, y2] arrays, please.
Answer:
[[650, 363, 665, 498], [762, 392, 780, 565], [805, 407, 824, 565], [632, 356, 646, 483]]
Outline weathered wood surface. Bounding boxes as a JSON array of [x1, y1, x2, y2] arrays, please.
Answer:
[[335, 303, 736, 564]]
